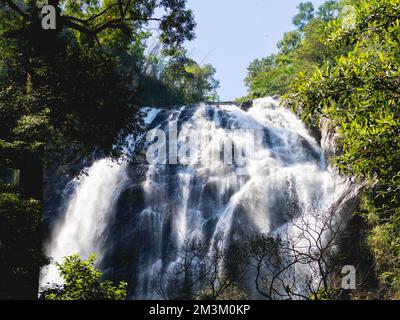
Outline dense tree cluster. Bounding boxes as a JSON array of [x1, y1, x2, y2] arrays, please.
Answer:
[[0, 185, 47, 299]]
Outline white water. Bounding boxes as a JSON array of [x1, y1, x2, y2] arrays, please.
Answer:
[[40, 159, 128, 289], [40, 97, 353, 298]]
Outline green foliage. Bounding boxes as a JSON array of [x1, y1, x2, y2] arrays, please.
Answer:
[[0, 10, 139, 170], [316, 0, 341, 22], [196, 279, 248, 300], [292, 2, 315, 30], [277, 31, 302, 55], [141, 48, 220, 105], [311, 287, 342, 300], [246, 61, 300, 97], [0, 187, 48, 299], [0, 0, 201, 166], [243, 1, 343, 99], [14, 0, 196, 50], [368, 219, 400, 293], [41, 254, 127, 300]]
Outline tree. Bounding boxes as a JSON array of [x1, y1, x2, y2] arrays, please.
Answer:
[[0, 185, 48, 299], [140, 47, 220, 105], [40, 254, 127, 300], [0, 0, 195, 49], [0, 25, 139, 195], [316, 0, 341, 22], [244, 196, 350, 300], [244, 55, 276, 88], [277, 31, 301, 55], [292, 2, 315, 31], [0, 0, 196, 198], [154, 235, 247, 300], [245, 62, 299, 98], [162, 53, 220, 103], [242, 0, 344, 100]]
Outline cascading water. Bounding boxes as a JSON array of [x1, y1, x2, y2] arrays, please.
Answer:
[[40, 97, 355, 299], [40, 159, 129, 288]]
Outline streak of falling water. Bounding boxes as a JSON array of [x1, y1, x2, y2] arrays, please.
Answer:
[[39, 159, 128, 289]]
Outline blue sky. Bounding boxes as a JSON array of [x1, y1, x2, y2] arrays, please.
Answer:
[[184, 0, 327, 101]]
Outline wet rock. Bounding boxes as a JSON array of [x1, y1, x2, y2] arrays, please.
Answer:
[[319, 118, 342, 168], [240, 100, 253, 111]]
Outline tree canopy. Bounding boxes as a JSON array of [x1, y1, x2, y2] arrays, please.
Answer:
[[1, 0, 196, 49]]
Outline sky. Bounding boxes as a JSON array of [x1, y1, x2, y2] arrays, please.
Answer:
[[184, 0, 327, 101]]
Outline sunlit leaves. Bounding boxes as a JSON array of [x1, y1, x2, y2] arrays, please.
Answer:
[[41, 254, 127, 300]]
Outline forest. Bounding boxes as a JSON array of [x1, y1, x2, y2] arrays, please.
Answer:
[[0, 0, 399, 301]]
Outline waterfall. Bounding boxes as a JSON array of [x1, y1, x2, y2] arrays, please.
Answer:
[[41, 97, 355, 299], [40, 159, 128, 289]]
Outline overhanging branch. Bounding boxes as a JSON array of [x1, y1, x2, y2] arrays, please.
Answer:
[[1, 0, 30, 20]]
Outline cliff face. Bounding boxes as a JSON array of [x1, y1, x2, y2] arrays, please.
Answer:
[[319, 118, 343, 169], [279, 97, 341, 170], [313, 116, 380, 297]]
